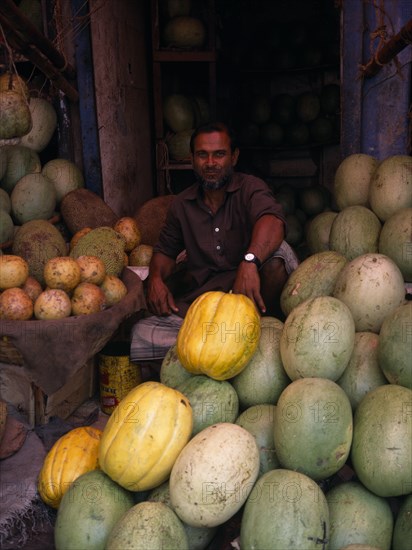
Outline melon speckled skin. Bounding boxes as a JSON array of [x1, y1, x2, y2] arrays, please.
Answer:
[[351, 384, 412, 497], [274, 378, 353, 480], [241, 468, 330, 550], [20, 97, 58, 152], [170, 423, 260, 528], [333, 153, 378, 210], [11, 172, 56, 224], [378, 207, 412, 282]]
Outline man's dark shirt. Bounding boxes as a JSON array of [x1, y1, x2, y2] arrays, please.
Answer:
[[154, 172, 286, 316]]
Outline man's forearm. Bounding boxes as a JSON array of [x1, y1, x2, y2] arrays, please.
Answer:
[[247, 214, 285, 262]]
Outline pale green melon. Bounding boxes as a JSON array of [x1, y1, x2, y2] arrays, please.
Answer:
[[392, 494, 412, 550], [378, 302, 412, 389], [333, 253, 406, 333], [106, 501, 188, 550], [0, 144, 41, 194], [336, 332, 388, 410], [160, 344, 194, 388], [11, 173, 56, 224], [176, 375, 239, 435], [351, 384, 412, 497], [148, 481, 217, 550], [235, 404, 280, 475], [326, 481, 393, 550], [280, 295, 355, 381], [240, 469, 330, 550], [378, 207, 412, 282], [280, 250, 347, 316], [20, 97, 58, 152], [0, 188, 11, 214], [306, 210, 338, 253], [0, 90, 32, 140], [333, 153, 378, 210], [274, 377, 353, 480], [163, 16, 206, 48], [163, 94, 194, 132], [369, 155, 412, 221], [0, 209, 14, 244], [42, 158, 85, 203], [167, 129, 193, 161], [231, 316, 289, 408], [329, 205, 382, 260]]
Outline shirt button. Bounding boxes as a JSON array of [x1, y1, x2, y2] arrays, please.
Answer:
[[216, 245, 221, 250], [214, 227, 219, 232]]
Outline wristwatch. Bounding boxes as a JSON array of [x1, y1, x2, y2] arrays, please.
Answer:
[[243, 252, 261, 268]]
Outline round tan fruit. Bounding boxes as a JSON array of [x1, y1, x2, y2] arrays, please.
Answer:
[[44, 256, 81, 293], [114, 217, 141, 252], [22, 276, 43, 302], [71, 282, 106, 315], [129, 244, 153, 266], [34, 289, 72, 320], [75, 255, 106, 285], [100, 275, 127, 306], [0, 73, 30, 100], [0, 287, 33, 320], [0, 255, 29, 290], [69, 227, 92, 251]]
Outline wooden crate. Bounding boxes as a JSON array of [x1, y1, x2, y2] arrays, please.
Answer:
[[0, 358, 96, 427]]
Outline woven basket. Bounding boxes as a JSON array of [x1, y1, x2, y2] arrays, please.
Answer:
[[0, 336, 24, 366]]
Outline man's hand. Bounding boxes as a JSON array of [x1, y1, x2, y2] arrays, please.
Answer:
[[232, 261, 266, 314], [145, 276, 179, 316]]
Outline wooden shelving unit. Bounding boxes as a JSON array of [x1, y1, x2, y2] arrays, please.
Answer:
[[150, 0, 217, 195]]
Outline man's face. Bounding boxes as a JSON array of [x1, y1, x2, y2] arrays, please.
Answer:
[[191, 131, 239, 190]]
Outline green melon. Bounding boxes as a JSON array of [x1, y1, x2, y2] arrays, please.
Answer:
[[280, 295, 355, 381], [176, 375, 239, 435], [54, 469, 135, 550], [329, 205, 382, 260], [0, 188, 11, 214], [274, 377, 353, 480], [299, 185, 327, 216], [285, 121, 309, 145], [336, 332, 388, 410], [0, 144, 41, 194], [160, 344, 194, 388], [326, 481, 393, 550], [392, 494, 412, 550], [11, 172, 56, 224], [163, 94, 194, 133], [295, 92, 320, 122], [378, 302, 412, 389], [0, 209, 14, 244], [285, 213, 303, 246], [162, 0, 192, 18], [309, 116, 334, 143], [162, 16, 206, 49], [333, 153, 378, 211], [231, 316, 288, 409], [274, 185, 296, 216], [240, 469, 329, 550], [379, 207, 412, 282], [106, 501, 188, 550], [280, 250, 347, 316], [12, 219, 67, 285], [148, 481, 217, 550], [235, 404, 280, 475], [333, 253, 406, 333], [0, 90, 32, 140], [351, 384, 412, 497], [20, 97, 57, 152], [166, 129, 193, 161], [306, 211, 338, 253], [42, 158, 85, 204], [260, 121, 284, 146], [369, 155, 412, 221], [250, 95, 271, 124], [272, 93, 296, 125]]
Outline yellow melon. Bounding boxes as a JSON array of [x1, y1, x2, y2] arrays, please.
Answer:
[[34, 289, 72, 320], [44, 256, 82, 293], [0, 287, 33, 320], [0, 255, 29, 290], [75, 255, 106, 285], [114, 217, 141, 252], [71, 282, 106, 315], [129, 244, 153, 267], [100, 275, 127, 306], [22, 275, 43, 302], [69, 227, 92, 251]]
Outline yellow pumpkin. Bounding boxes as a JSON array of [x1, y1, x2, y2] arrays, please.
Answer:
[[176, 291, 261, 380], [37, 426, 102, 509], [98, 381, 192, 491]]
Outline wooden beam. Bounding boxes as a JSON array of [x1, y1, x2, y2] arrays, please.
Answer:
[[0, 0, 76, 79]]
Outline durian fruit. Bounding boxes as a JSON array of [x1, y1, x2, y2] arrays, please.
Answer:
[[70, 226, 126, 277]]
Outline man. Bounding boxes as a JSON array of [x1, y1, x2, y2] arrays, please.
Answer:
[[131, 122, 298, 363]]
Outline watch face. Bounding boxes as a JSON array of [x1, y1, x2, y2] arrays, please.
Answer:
[[245, 253, 255, 261]]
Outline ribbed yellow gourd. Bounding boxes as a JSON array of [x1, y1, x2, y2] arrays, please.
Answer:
[[98, 381, 192, 491], [37, 426, 102, 509], [176, 291, 261, 380]]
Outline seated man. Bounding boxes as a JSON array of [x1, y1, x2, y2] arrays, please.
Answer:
[[131, 122, 299, 363]]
